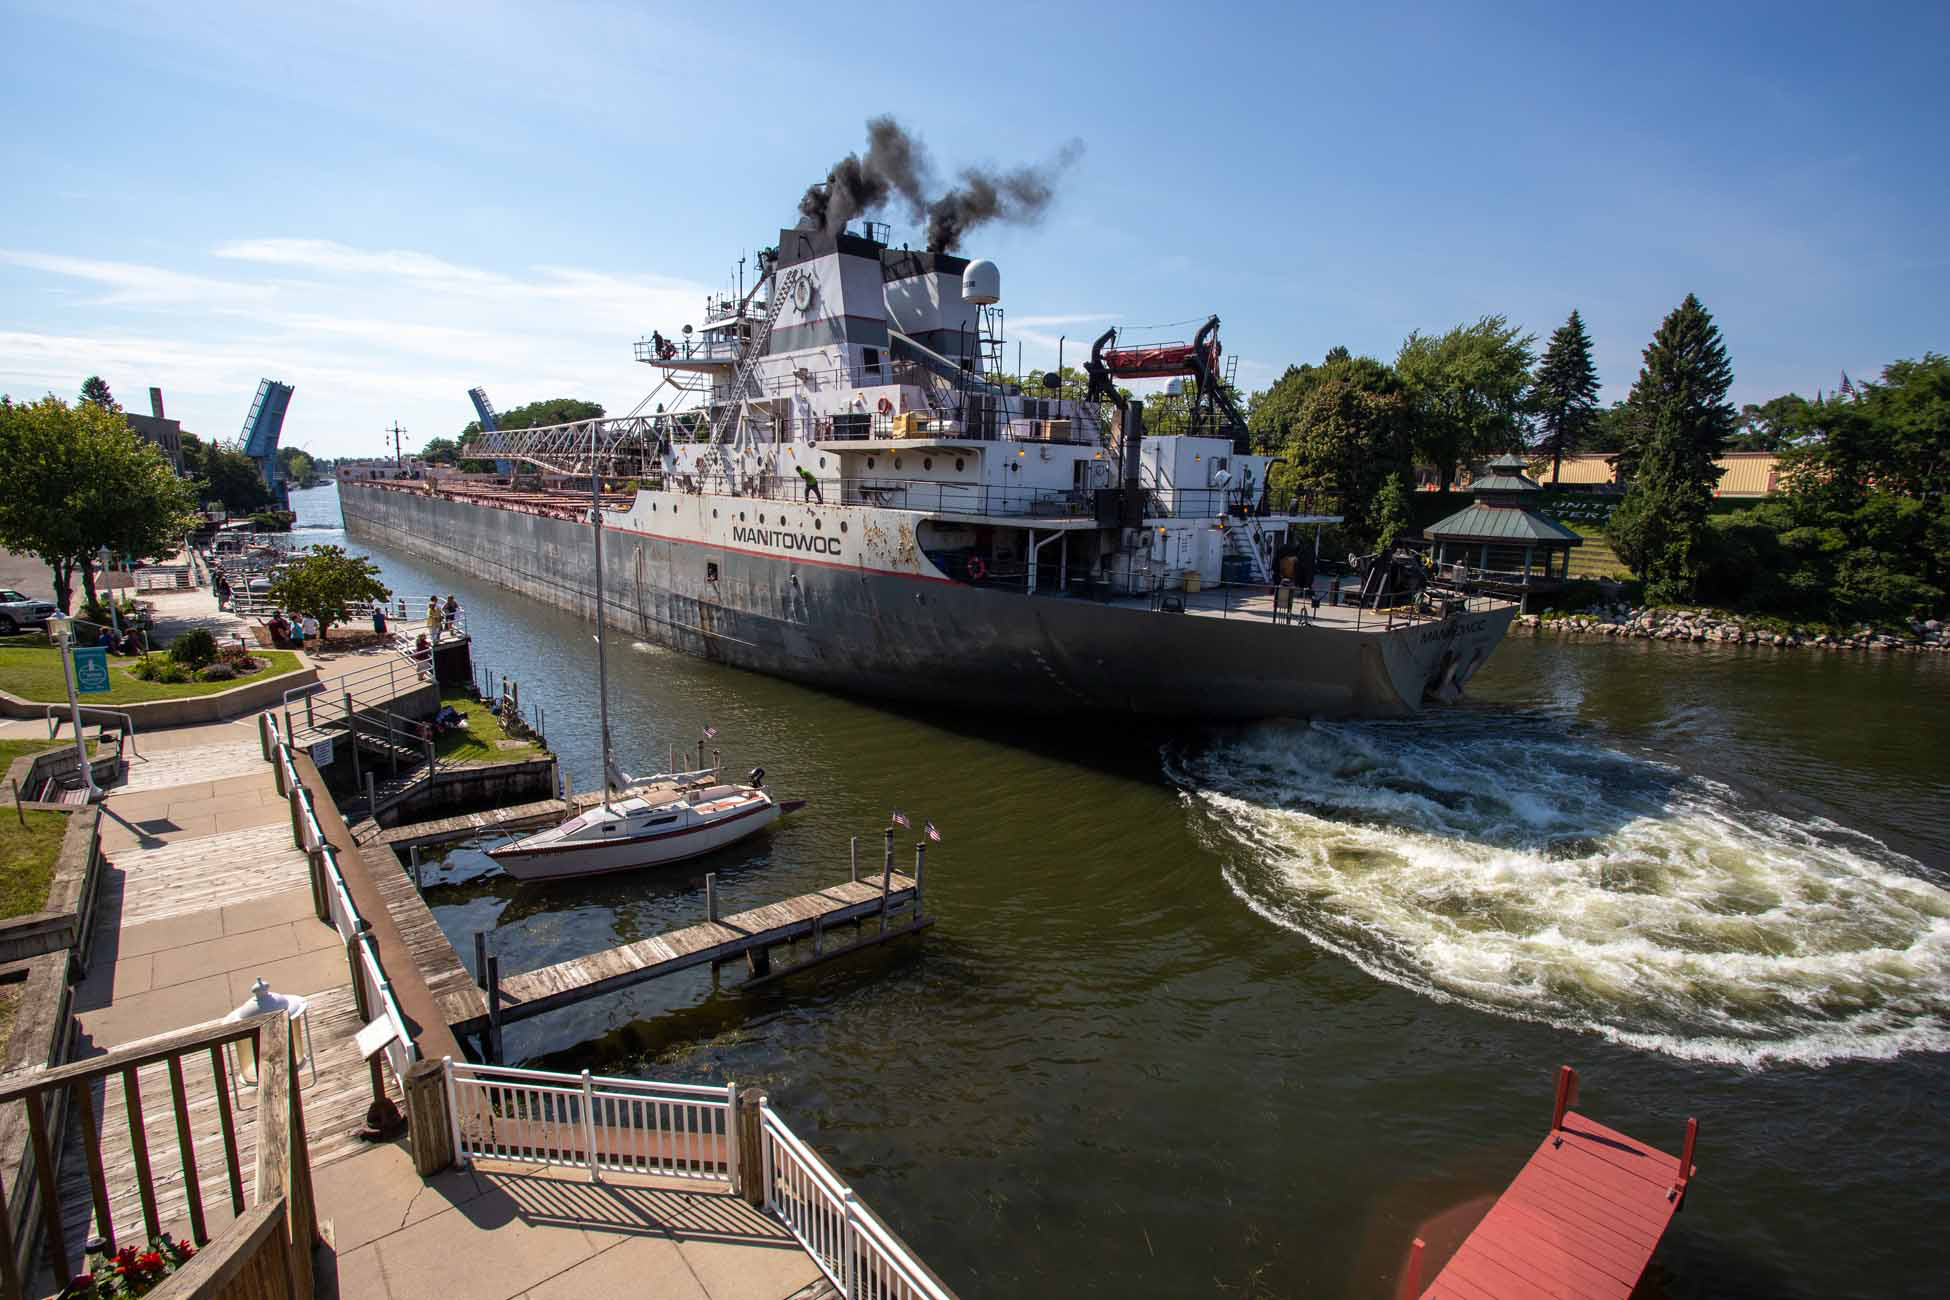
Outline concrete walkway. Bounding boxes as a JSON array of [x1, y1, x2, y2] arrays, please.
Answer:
[[48, 707, 829, 1299], [315, 1145, 825, 1300]]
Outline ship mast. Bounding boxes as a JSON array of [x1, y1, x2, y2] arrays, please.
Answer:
[[589, 422, 615, 802]]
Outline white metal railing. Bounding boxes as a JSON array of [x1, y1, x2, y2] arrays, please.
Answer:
[[267, 717, 417, 1083], [437, 1059, 952, 1299], [760, 1101, 952, 1300], [444, 1062, 735, 1181]]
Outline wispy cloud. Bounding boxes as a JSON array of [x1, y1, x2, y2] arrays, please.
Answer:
[[0, 251, 275, 308], [1, 238, 714, 453]]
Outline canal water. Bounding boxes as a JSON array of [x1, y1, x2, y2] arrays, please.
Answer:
[[292, 484, 1948, 1298]]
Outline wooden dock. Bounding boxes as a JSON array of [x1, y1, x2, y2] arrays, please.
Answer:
[[1405, 1066, 1698, 1300], [363, 791, 610, 848], [453, 870, 929, 1048]]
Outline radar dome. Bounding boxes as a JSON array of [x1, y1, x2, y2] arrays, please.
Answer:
[[961, 259, 1000, 305]]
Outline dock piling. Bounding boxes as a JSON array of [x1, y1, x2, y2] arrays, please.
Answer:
[[410, 844, 421, 890], [849, 836, 858, 883], [914, 842, 925, 920], [707, 872, 719, 922], [485, 953, 503, 1063], [345, 691, 362, 792], [365, 771, 377, 819], [881, 829, 893, 932]]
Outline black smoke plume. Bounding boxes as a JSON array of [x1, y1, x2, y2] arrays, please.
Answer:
[[798, 116, 934, 236], [926, 140, 1084, 252], [796, 119, 1084, 252]]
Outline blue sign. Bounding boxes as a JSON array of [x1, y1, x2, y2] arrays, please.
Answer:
[[73, 646, 111, 694]]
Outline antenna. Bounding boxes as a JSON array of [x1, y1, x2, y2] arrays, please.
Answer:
[[386, 421, 407, 467]]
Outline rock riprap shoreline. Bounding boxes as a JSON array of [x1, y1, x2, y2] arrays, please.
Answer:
[[1522, 607, 1949, 652]]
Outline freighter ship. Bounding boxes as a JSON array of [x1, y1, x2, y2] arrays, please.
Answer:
[[339, 221, 1515, 719]]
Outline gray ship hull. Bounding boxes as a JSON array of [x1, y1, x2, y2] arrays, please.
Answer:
[[341, 483, 1514, 720]]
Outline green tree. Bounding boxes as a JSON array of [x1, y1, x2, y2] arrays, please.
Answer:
[[1733, 393, 1815, 451], [78, 375, 118, 410], [1371, 472, 1413, 552], [1396, 316, 1536, 490], [201, 445, 273, 513], [178, 430, 209, 480], [266, 546, 391, 637], [1606, 294, 1735, 601], [277, 445, 314, 484], [419, 436, 459, 464], [1259, 350, 1414, 549], [1531, 310, 1601, 484], [0, 396, 198, 611]]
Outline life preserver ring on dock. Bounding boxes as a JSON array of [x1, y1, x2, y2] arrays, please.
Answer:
[[965, 556, 987, 582], [877, 397, 894, 415]]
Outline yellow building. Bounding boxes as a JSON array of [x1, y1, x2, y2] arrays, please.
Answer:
[[1527, 452, 1781, 497]]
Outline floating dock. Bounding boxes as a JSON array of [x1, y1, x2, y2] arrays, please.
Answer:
[[454, 865, 929, 1056], [369, 790, 611, 849], [1406, 1066, 1698, 1300]]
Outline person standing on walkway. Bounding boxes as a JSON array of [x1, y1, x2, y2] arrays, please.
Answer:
[[426, 596, 441, 642], [443, 594, 459, 633], [797, 464, 823, 503], [372, 604, 388, 637]]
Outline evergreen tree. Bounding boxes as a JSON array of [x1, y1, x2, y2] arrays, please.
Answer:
[[1531, 310, 1600, 484], [78, 375, 118, 410], [1371, 472, 1413, 552], [1606, 294, 1735, 601]]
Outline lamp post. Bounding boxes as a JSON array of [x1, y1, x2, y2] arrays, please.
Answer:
[[46, 615, 101, 801]]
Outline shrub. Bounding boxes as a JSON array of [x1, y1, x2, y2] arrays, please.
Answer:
[[216, 644, 260, 669], [131, 658, 161, 681], [157, 663, 193, 684], [198, 663, 238, 682], [167, 628, 218, 669]]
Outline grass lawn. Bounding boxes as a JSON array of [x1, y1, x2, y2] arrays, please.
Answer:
[[0, 737, 105, 770], [434, 690, 546, 764], [0, 807, 67, 919], [0, 635, 304, 704]]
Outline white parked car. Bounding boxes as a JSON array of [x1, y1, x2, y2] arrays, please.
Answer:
[[0, 589, 59, 635]]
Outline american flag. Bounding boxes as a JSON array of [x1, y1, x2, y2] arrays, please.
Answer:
[[702, 725, 717, 739], [891, 810, 910, 828], [925, 820, 941, 843]]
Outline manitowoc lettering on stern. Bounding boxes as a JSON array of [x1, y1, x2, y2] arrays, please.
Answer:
[[340, 220, 1515, 719]]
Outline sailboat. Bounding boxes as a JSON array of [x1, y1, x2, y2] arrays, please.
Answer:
[[487, 429, 801, 882]]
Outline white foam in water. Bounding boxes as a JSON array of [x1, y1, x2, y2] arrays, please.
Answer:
[[1169, 719, 1950, 1067]]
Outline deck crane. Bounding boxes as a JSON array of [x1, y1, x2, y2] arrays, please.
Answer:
[[1086, 316, 1249, 452]]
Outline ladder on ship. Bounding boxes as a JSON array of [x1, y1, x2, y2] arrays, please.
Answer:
[[1226, 516, 1273, 584], [708, 267, 801, 463]]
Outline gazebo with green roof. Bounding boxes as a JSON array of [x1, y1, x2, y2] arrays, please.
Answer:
[[1422, 453, 1581, 589]]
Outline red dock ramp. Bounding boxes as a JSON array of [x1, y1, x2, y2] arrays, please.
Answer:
[[1405, 1066, 1698, 1300]]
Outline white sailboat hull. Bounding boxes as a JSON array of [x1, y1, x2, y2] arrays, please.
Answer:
[[490, 799, 783, 882]]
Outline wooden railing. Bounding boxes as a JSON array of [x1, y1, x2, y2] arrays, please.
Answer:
[[0, 1012, 315, 1299]]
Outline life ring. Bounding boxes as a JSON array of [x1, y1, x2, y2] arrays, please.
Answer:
[[877, 397, 894, 415], [965, 556, 987, 582]]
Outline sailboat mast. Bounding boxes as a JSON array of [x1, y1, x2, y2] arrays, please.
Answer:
[[589, 423, 615, 800]]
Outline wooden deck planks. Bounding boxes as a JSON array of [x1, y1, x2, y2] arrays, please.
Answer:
[[461, 873, 921, 1032], [54, 986, 399, 1269], [365, 842, 488, 1030], [370, 792, 610, 849], [1423, 1108, 1688, 1300]]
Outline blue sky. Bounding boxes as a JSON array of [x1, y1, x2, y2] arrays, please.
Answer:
[[2, 0, 1944, 459]]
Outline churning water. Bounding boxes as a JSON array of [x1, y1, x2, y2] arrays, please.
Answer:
[[1171, 715, 1950, 1067]]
